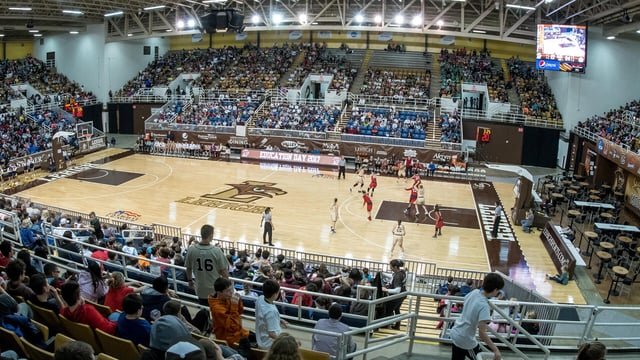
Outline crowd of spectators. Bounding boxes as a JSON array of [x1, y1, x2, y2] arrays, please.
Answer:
[[253, 103, 340, 132], [287, 43, 357, 94], [116, 47, 241, 97], [574, 99, 640, 152], [439, 111, 462, 143], [359, 68, 430, 101], [154, 97, 259, 127], [507, 57, 562, 121], [343, 107, 430, 139], [0, 56, 96, 105], [438, 48, 509, 103], [217, 44, 298, 91]]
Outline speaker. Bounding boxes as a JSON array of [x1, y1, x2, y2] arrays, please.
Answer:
[[200, 12, 216, 33], [215, 11, 228, 30], [228, 11, 245, 33]]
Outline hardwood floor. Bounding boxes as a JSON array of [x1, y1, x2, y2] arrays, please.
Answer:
[[17, 148, 639, 305]]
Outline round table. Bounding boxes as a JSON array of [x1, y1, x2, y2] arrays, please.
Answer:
[[602, 184, 612, 190], [566, 189, 578, 196], [568, 210, 581, 228], [574, 174, 585, 181], [545, 183, 556, 190], [562, 180, 573, 185], [594, 250, 612, 284], [589, 189, 600, 194], [600, 212, 613, 220], [579, 181, 590, 187], [551, 192, 564, 200], [614, 191, 624, 198], [589, 195, 601, 201], [604, 266, 630, 303], [570, 185, 581, 190]]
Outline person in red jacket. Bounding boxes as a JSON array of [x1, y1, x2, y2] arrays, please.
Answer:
[[60, 281, 117, 335]]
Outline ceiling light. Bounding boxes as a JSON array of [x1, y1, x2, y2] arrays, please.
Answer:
[[62, 10, 84, 15], [187, 19, 196, 27], [411, 15, 421, 26], [0, 34, 4, 37], [637, 29, 640, 33], [203, 0, 227, 3], [436, 19, 444, 26], [374, 15, 382, 23], [606, 35, 615, 40], [69, 31, 79, 34], [176, 20, 185, 28], [28, 30, 39, 33], [355, 14, 364, 23], [34, 34, 42, 37], [395, 15, 404, 24], [9, 7, 31, 11], [166, 29, 172, 32], [472, 29, 487, 33], [505, 4, 536, 10], [104, 11, 123, 17], [299, 14, 307, 24], [127, 33, 133, 37], [272, 13, 282, 24], [252, 15, 260, 23], [143, 5, 166, 11]]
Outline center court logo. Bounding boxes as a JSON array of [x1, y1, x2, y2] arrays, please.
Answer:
[[106, 210, 142, 222], [176, 181, 287, 213]]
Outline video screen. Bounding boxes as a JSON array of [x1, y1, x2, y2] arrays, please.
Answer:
[[536, 24, 587, 73]]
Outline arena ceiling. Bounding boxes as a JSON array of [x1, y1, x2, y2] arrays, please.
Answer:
[[0, 0, 639, 44]]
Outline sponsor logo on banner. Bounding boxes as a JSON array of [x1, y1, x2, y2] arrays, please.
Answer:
[[196, 134, 218, 141], [354, 146, 374, 156], [281, 141, 308, 151], [106, 210, 142, 222], [321, 143, 340, 153], [235, 32, 248, 41], [192, 33, 203, 42], [317, 31, 332, 39], [403, 149, 417, 158], [536, 59, 560, 71], [289, 30, 302, 40], [378, 32, 392, 41], [182, 132, 189, 140], [347, 31, 361, 39], [229, 136, 248, 146]]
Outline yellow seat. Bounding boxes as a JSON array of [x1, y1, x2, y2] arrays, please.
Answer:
[[54, 333, 76, 352], [97, 353, 119, 360], [95, 328, 140, 360], [28, 301, 63, 335], [85, 300, 113, 319], [59, 314, 102, 353], [0, 326, 28, 358], [21, 337, 55, 360], [250, 347, 268, 360], [299, 347, 331, 360], [137, 343, 150, 354]]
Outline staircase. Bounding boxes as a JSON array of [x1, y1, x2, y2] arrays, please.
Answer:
[[279, 51, 306, 87], [501, 59, 520, 104], [334, 106, 352, 135], [429, 54, 441, 99], [350, 50, 373, 93]]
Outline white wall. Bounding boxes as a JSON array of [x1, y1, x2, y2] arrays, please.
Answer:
[[547, 26, 640, 131], [33, 24, 169, 103]]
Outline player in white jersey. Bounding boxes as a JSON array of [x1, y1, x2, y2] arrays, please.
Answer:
[[414, 184, 428, 216], [330, 198, 338, 233], [391, 220, 406, 255], [350, 167, 366, 193]]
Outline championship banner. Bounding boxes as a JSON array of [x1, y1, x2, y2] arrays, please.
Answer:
[[378, 32, 392, 41], [289, 30, 303, 40], [317, 31, 332, 39], [347, 31, 361, 39]]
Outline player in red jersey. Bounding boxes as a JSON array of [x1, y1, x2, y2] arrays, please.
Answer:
[[403, 184, 418, 215], [367, 173, 378, 197], [412, 173, 421, 188], [362, 193, 373, 221]]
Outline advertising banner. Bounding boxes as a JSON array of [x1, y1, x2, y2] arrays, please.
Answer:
[[241, 149, 340, 166]]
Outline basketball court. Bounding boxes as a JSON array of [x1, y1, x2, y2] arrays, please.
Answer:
[[14, 148, 585, 304]]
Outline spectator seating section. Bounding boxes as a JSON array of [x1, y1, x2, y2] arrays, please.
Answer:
[[343, 108, 429, 139]]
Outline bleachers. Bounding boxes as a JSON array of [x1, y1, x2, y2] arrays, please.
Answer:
[[573, 98, 640, 151], [343, 108, 429, 140]]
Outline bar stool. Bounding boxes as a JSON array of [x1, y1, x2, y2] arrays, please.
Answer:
[[593, 250, 611, 283], [589, 194, 601, 201], [614, 191, 624, 201], [544, 183, 556, 194], [604, 266, 629, 304], [568, 209, 581, 229], [582, 231, 598, 254], [600, 212, 614, 223], [618, 236, 632, 249]]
